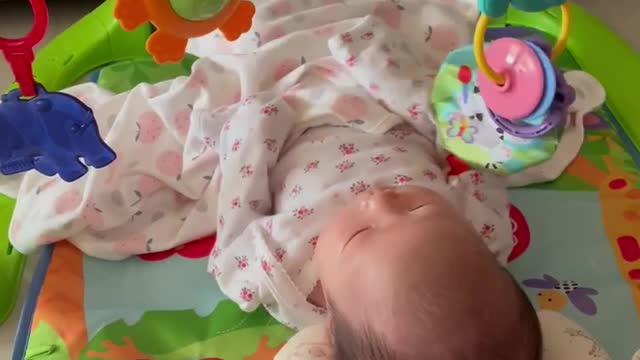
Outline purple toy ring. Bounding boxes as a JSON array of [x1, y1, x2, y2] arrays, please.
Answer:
[[491, 64, 576, 139], [491, 108, 566, 138]]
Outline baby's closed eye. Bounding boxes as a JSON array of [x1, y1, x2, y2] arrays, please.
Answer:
[[350, 228, 370, 240]]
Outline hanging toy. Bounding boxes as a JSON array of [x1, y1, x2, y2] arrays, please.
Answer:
[[0, 0, 116, 182], [430, 1, 576, 175], [474, 0, 572, 137], [114, 0, 256, 64]]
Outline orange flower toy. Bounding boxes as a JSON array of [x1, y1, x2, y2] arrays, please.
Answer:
[[114, 0, 255, 63]]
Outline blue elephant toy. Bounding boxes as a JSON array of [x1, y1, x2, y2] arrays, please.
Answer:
[[478, 0, 567, 17], [0, 85, 116, 182]]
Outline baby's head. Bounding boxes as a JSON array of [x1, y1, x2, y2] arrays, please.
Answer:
[[315, 186, 541, 359]]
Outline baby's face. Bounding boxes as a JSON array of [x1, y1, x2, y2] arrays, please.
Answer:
[[315, 185, 502, 338]]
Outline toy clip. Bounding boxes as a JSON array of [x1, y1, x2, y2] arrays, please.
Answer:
[[0, 0, 48, 97], [0, 86, 117, 182]]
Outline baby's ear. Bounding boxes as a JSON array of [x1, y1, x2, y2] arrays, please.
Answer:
[[275, 321, 333, 359], [564, 71, 606, 115]]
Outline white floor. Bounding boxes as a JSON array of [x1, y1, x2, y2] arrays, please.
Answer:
[[0, 0, 638, 358]]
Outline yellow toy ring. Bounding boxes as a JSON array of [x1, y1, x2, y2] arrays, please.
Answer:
[[473, 3, 572, 85]]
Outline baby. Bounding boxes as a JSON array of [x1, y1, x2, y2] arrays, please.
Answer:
[[315, 185, 542, 359], [208, 65, 542, 357]]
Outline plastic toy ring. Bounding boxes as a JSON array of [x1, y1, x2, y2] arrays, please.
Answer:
[[0, 0, 48, 97], [0, 0, 47, 48], [473, 3, 571, 85], [120, 0, 240, 38], [115, 0, 255, 63]]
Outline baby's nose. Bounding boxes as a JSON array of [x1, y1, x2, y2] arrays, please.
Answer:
[[363, 188, 404, 213]]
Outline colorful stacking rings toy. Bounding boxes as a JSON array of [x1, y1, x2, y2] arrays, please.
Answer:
[[473, 1, 572, 137], [474, 2, 572, 86]]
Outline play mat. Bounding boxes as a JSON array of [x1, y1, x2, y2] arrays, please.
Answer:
[[3, 1, 639, 359]]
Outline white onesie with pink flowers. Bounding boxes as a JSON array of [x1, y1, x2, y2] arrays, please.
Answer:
[[206, 3, 511, 329], [211, 105, 512, 330], [210, 77, 512, 327]]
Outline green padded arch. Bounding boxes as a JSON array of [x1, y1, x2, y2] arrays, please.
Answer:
[[0, 195, 22, 325]]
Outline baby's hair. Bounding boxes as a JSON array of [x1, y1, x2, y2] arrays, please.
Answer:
[[330, 298, 394, 360], [329, 273, 542, 360]]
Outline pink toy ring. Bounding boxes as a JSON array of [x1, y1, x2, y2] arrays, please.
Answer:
[[477, 37, 545, 121]]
